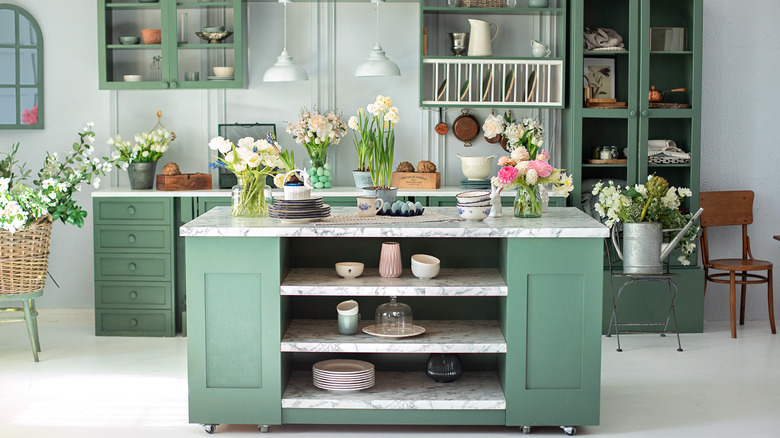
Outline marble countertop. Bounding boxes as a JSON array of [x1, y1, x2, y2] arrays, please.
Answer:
[[282, 371, 506, 410], [180, 206, 609, 239], [92, 186, 564, 198]]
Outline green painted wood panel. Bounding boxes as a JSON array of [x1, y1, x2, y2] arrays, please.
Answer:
[[94, 226, 172, 253], [94, 253, 172, 282], [95, 281, 171, 309], [197, 197, 231, 215], [186, 236, 283, 426], [95, 309, 173, 337], [93, 197, 172, 225]]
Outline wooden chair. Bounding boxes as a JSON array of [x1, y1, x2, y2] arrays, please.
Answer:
[[0, 290, 42, 361], [699, 190, 775, 338]]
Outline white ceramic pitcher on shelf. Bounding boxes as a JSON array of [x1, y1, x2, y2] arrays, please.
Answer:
[[467, 19, 499, 57]]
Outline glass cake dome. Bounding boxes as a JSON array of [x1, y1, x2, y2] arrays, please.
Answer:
[[373, 296, 413, 336]]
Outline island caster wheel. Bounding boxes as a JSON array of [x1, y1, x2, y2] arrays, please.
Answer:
[[259, 425, 270, 433], [521, 425, 532, 434], [202, 424, 218, 434], [561, 426, 577, 435]]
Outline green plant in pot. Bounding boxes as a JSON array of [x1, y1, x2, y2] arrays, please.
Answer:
[[347, 108, 374, 189], [358, 95, 399, 204], [107, 110, 175, 190]]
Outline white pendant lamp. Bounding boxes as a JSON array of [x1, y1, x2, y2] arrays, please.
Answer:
[[263, 0, 309, 82], [355, 0, 400, 77]]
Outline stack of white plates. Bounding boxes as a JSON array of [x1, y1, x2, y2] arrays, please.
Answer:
[[270, 197, 331, 223], [312, 359, 375, 392]]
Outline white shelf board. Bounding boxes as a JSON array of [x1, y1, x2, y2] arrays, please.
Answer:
[[281, 319, 507, 353]]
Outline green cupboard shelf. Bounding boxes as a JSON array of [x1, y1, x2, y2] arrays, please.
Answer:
[[97, 0, 246, 89]]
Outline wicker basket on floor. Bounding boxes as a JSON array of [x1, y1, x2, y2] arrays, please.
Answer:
[[459, 0, 506, 7], [0, 216, 53, 294]]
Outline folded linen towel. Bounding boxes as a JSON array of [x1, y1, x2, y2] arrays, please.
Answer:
[[648, 139, 690, 160], [584, 27, 625, 50]]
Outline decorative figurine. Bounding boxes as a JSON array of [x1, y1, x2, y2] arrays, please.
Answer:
[[489, 184, 503, 218]]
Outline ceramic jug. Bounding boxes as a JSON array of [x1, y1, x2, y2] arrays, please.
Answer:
[[467, 19, 499, 57]]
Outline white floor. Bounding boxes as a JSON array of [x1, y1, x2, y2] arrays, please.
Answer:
[[1, 313, 778, 438]]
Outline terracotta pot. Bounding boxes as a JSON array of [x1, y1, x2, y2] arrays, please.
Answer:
[[141, 29, 161, 44]]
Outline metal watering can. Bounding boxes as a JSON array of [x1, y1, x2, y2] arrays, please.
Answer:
[[611, 208, 703, 274]]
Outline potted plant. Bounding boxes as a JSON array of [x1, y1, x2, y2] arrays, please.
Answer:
[[108, 111, 175, 190], [1, 123, 121, 294], [358, 95, 399, 204], [592, 176, 700, 271], [347, 108, 374, 189], [286, 108, 346, 189]]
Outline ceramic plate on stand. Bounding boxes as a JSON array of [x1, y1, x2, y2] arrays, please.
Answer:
[[362, 324, 426, 338]]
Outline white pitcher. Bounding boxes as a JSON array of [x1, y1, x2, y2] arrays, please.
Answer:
[[467, 19, 499, 57]]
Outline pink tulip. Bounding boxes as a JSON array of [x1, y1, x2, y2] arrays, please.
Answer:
[[497, 166, 519, 185], [529, 159, 555, 178]]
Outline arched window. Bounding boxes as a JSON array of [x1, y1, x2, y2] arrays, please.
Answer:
[[0, 4, 43, 129]]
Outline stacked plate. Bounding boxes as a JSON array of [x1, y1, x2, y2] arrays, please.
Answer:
[[270, 197, 330, 223], [313, 359, 375, 392], [460, 178, 491, 189]]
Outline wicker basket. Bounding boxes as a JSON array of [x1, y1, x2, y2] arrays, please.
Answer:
[[0, 216, 53, 294], [459, 0, 506, 7], [282, 170, 312, 200]]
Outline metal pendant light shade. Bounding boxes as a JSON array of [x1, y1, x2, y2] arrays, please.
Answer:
[[263, 0, 309, 82], [355, 0, 400, 77]]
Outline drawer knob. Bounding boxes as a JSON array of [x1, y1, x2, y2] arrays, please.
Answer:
[[130, 318, 138, 327], [128, 206, 136, 215], [129, 291, 138, 299], [128, 234, 136, 243], [128, 263, 137, 272]]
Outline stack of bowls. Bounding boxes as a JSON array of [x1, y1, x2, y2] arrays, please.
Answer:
[[455, 190, 492, 221]]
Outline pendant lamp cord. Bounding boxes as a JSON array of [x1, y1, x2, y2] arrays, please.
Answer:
[[375, 2, 380, 46], [283, 2, 288, 51]]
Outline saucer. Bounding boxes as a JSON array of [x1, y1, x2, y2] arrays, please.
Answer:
[[207, 75, 234, 80]]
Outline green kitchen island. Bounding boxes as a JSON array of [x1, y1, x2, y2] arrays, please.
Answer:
[[180, 206, 609, 435]]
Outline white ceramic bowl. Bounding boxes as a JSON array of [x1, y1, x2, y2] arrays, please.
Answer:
[[411, 254, 440, 280], [457, 155, 495, 180], [336, 299, 359, 316], [335, 262, 364, 279], [455, 190, 491, 201], [458, 201, 491, 208], [213, 66, 234, 77], [457, 205, 491, 221], [123, 74, 143, 82], [457, 196, 491, 205]]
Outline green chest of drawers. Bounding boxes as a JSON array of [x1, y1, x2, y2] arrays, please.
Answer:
[[93, 197, 175, 336]]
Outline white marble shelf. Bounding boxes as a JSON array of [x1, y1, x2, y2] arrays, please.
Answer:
[[281, 320, 507, 353], [282, 370, 506, 410], [281, 268, 507, 296]]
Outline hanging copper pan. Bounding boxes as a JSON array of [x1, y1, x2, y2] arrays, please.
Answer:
[[452, 109, 479, 147]]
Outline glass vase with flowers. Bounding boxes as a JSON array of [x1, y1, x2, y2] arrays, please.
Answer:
[[286, 108, 347, 189]]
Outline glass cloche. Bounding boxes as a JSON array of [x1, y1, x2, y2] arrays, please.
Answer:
[[373, 296, 413, 336]]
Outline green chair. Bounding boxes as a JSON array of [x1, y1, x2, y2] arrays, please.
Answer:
[[1, 290, 43, 362]]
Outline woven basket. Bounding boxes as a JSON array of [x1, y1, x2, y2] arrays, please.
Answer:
[[459, 0, 506, 7], [282, 170, 312, 200], [0, 216, 53, 294]]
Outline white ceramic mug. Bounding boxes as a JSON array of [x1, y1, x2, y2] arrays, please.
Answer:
[[531, 40, 551, 57], [356, 196, 384, 217], [337, 300, 359, 316]]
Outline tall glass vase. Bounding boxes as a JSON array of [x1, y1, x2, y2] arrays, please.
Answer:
[[308, 148, 332, 189], [514, 184, 543, 218], [231, 176, 268, 217]]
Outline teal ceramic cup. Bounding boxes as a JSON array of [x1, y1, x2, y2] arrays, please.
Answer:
[[338, 313, 361, 335]]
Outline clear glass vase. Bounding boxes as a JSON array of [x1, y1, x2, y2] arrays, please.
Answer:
[[231, 176, 269, 217], [514, 184, 543, 218]]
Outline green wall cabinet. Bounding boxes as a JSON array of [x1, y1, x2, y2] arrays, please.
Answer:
[[93, 197, 175, 336], [97, 0, 247, 90]]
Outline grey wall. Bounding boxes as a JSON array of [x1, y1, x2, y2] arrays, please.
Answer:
[[0, 0, 777, 323]]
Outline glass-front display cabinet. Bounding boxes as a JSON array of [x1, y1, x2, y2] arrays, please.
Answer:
[[97, 0, 246, 90]]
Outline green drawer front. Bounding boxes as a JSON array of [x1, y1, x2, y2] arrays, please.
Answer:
[[96, 309, 173, 337], [95, 281, 172, 309], [94, 198, 171, 225], [197, 197, 231, 216], [95, 254, 172, 281], [94, 226, 172, 252]]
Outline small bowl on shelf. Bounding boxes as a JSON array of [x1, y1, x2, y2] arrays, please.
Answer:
[[141, 29, 161, 44], [411, 254, 440, 280], [213, 66, 234, 77], [202, 25, 225, 32], [335, 262, 364, 279], [123, 74, 143, 82], [119, 36, 140, 45], [195, 31, 233, 44], [457, 205, 490, 221]]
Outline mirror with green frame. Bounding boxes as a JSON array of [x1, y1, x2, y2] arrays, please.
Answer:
[[0, 4, 43, 129]]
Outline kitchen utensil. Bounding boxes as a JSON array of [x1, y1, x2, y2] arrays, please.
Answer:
[[456, 154, 496, 180], [449, 32, 468, 56], [335, 263, 363, 279], [434, 108, 448, 135], [452, 109, 479, 147], [649, 86, 687, 103], [411, 254, 440, 280], [119, 36, 140, 45], [195, 31, 233, 44], [467, 19, 499, 57]]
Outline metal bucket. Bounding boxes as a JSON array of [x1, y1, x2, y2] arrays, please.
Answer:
[[615, 222, 664, 274]]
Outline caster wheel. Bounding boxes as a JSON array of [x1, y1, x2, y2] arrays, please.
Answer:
[[561, 426, 577, 435], [521, 425, 531, 434], [259, 425, 270, 433], [202, 424, 217, 434]]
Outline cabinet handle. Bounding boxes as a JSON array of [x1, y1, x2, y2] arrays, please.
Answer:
[[130, 318, 138, 327], [641, 110, 649, 117], [629, 110, 637, 117], [129, 291, 138, 299], [128, 263, 137, 272], [128, 234, 136, 243], [170, 81, 178, 89], [162, 81, 170, 89], [128, 206, 136, 215]]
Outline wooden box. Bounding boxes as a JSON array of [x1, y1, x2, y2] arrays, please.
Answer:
[[155, 173, 212, 191], [391, 172, 441, 189]]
